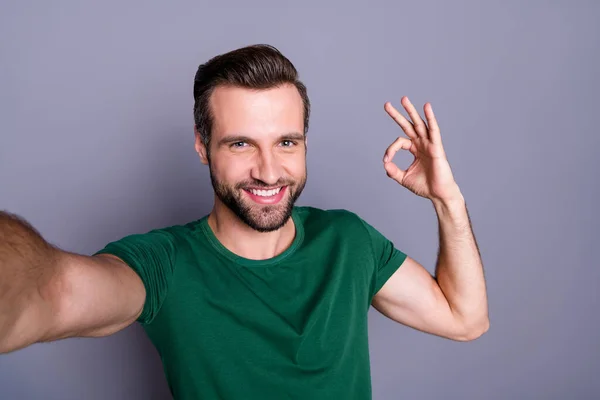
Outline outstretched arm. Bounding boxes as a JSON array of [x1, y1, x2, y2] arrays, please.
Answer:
[[0, 211, 145, 354]]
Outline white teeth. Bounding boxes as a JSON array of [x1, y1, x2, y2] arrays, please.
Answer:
[[250, 187, 282, 197]]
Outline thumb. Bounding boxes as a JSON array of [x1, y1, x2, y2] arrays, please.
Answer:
[[383, 136, 412, 184], [384, 160, 406, 183]]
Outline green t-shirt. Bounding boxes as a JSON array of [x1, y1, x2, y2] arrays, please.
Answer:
[[94, 206, 407, 400]]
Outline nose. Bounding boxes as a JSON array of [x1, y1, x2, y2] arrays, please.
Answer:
[[251, 150, 282, 186]]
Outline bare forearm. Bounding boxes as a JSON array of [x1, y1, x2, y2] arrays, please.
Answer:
[[431, 193, 489, 335], [0, 211, 62, 353]]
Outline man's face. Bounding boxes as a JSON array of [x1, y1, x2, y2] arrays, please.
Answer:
[[195, 84, 307, 232]]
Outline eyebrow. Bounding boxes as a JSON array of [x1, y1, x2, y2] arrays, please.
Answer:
[[218, 132, 305, 146]]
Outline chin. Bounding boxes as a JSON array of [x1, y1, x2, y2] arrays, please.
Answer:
[[241, 200, 293, 233]]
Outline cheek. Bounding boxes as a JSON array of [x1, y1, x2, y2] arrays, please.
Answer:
[[285, 154, 307, 177], [213, 156, 251, 181]]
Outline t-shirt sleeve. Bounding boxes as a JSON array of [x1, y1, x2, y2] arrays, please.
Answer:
[[357, 217, 408, 300], [93, 228, 178, 325]]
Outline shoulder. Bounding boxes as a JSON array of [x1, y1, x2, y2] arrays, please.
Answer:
[[96, 218, 201, 255], [294, 206, 366, 232], [146, 217, 205, 239]]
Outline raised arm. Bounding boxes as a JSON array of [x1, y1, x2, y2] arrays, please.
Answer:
[[372, 97, 489, 341], [372, 199, 488, 341], [0, 211, 145, 354]]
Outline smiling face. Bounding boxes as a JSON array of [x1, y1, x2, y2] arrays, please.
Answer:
[[195, 84, 307, 232]]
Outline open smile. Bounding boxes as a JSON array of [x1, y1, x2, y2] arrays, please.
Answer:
[[243, 186, 288, 205]]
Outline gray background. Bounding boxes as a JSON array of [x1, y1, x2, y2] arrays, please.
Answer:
[[1, 0, 598, 399]]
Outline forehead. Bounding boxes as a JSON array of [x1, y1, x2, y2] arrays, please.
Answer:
[[209, 84, 304, 138]]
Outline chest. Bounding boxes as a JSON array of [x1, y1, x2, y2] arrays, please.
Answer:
[[153, 246, 373, 372]]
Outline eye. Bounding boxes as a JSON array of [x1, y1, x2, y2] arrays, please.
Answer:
[[231, 141, 248, 148], [280, 140, 297, 147]]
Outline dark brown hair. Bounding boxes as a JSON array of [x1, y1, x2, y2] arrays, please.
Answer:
[[193, 44, 310, 152]]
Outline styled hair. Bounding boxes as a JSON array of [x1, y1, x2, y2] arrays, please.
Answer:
[[193, 44, 310, 151]]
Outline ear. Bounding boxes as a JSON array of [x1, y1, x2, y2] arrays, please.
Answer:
[[194, 126, 209, 165]]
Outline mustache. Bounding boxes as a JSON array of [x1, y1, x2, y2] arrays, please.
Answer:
[[235, 179, 294, 189]]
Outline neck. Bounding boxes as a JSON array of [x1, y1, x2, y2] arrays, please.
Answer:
[[207, 198, 296, 260]]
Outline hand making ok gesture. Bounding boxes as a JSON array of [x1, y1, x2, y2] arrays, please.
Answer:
[[383, 96, 462, 202]]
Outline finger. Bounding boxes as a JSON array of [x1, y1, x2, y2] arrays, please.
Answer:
[[384, 102, 418, 140], [384, 159, 406, 183], [401, 96, 429, 139], [424, 102, 442, 144], [383, 136, 412, 163]]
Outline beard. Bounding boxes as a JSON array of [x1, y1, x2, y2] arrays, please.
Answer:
[[209, 167, 306, 233]]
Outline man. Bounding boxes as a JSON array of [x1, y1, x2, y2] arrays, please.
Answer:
[[0, 44, 489, 399]]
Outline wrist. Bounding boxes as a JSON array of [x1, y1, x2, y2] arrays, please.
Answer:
[[431, 185, 465, 209], [431, 191, 469, 226]]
